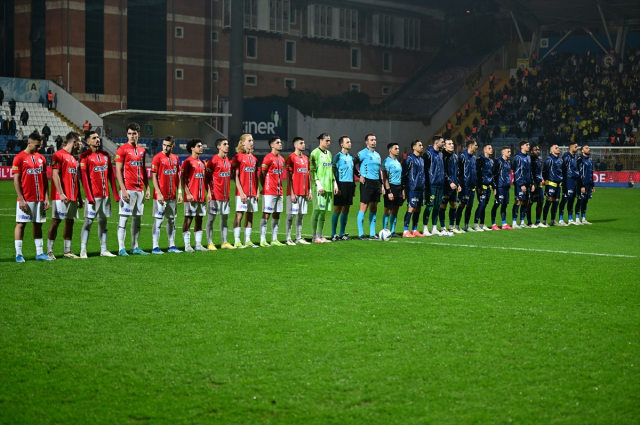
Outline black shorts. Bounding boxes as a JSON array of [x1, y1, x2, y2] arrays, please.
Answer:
[[383, 184, 404, 208], [360, 178, 382, 204], [334, 181, 355, 206]]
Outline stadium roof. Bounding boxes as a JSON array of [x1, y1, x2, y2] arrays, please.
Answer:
[[99, 109, 231, 122]]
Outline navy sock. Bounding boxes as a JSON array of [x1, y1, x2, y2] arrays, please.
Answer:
[[581, 199, 588, 219], [439, 208, 446, 227], [500, 204, 507, 224], [491, 203, 499, 225], [464, 205, 472, 226], [543, 200, 551, 222], [404, 211, 412, 231], [567, 199, 574, 221], [558, 197, 567, 221], [411, 210, 420, 231], [512, 204, 520, 223], [455, 205, 464, 226], [551, 200, 559, 220], [574, 199, 581, 219], [520, 204, 527, 222], [448, 208, 455, 226]]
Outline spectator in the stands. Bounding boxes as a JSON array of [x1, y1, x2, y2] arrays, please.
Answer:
[[55, 135, 63, 151], [42, 124, 51, 143], [0, 150, 10, 165], [595, 158, 602, 171], [16, 127, 23, 141], [475, 90, 482, 113], [83, 120, 92, 139], [46, 90, 54, 109], [614, 159, 623, 172], [20, 108, 28, 126], [464, 125, 471, 137], [455, 110, 462, 126], [2, 117, 10, 135], [10, 118, 16, 136], [9, 98, 16, 116], [464, 101, 469, 117], [151, 138, 159, 155], [19, 137, 27, 151], [7, 138, 16, 153]]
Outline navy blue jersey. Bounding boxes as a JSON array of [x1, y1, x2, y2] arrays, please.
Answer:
[[531, 156, 543, 184], [493, 157, 511, 188], [543, 153, 563, 182], [513, 152, 532, 186], [562, 152, 579, 180], [443, 152, 458, 186], [457, 151, 477, 188], [401, 152, 426, 191], [577, 154, 594, 187], [424, 146, 445, 187], [476, 154, 494, 187]]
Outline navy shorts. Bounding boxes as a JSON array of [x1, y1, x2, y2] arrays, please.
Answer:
[[407, 190, 424, 209], [494, 187, 510, 205], [459, 187, 476, 205], [476, 186, 491, 205], [578, 185, 593, 200], [442, 186, 458, 204], [544, 181, 561, 199], [563, 179, 578, 199], [514, 184, 531, 202]]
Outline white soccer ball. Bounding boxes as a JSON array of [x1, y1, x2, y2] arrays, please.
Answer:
[[379, 229, 392, 241]]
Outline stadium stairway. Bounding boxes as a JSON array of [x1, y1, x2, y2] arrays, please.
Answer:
[[50, 110, 83, 134], [437, 69, 510, 142]]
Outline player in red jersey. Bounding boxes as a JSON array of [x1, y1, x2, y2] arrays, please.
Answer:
[[12, 132, 51, 262], [115, 122, 150, 256], [151, 136, 183, 254], [205, 137, 236, 250], [259, 136, 286, 247], [79, 131, 120, 258], [180, 139, 208, 252], [231, 134, 259, 248], [284, 137, 312, 245], [46, 132, 82, 259]]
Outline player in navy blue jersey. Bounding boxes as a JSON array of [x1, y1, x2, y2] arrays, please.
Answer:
[[454, 139, 478, 232], [575, 145, 595, 225], [382, 143, 404, 236], [542, 144, 563, 226], [558, 142, 580, 225], [490, 146, 514, 230], [526, 143, 545, 228], [439, 139, 459, 235], [511, 140, 533, 229], [331, 136, 355, 241], [423, 135, 446, 236], [401, 140, 426, 237], [473, 144, 493, 231]]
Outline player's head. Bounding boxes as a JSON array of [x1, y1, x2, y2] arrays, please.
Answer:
[[387, 142, 399, 157], [432, 135, 444, 150], [317, 133, 330, 149], [292, 136, 305, 152], [65, 131, 81, 152], [501, 146, 511, 159], [86, 131, 100, 148], [550, 144, 560, 155], [268, 136, 282, 152], [582, 145, 591, 156], [236, 134, 254, 153], [483, 144, 493, 156], [161, 136, 175, 154], [187, 138, 203, 155], [126, 122, 140, 144], [444, 139, 454, 153], [519, 140, 530, 153], [338, 135, 351, 150], [215, 137, 229, 154], [568, 141, 578, 153], [466, 139, 478, 153], [530, 142, 540, 158], [365, 133, 376, 149], [411, 139, 424, 154], [27, 132, 42, 151]]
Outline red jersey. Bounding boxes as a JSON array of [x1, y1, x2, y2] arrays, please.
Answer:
[[206, 155, 232, 202], [285, 153, 310, 196], [151, 152, 180, 200], [50, 149, 79, 201], [261, 152, 285, 196], [181, 156, 207, 202], [115, 143, 146, 191], [12, 151, 47, 202], [80, 150, 116, 202], [231, 152, 258, 197]]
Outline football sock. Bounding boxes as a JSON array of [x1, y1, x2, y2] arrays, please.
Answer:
[[312, 210, 321, 238], [15, 240, 22, 256], [422, 206, 431, 226], [455, 205, 464, 226], [574, 199, 581, 219], [260, 218, 268, 242], [403, 211, 412, 231], [464, 205, 472, 225], [356, 210, 365, 236], [439, 208, 446, 227], [117, 216, 128, 251], [520, 205, 527, 223], [368, 211, 376, 236], [220, 215, 228, 244], [382, 214, 389, 230], [390, 214, 397, 233], [500, 204, 507, 224], [206, 213, 216, 245], [317, 211, 326, 236], [64, 239, 71, 253], [339, 213, 348, 236], [491, 203, 499, 225], [244, 227, 252, 244], [81, 218, 93, 251], [543, 200, 551, 222], [183, 231, 191, 248], [535, 204, 542, 223], [47, 239, 54, 253], [581, 199, 588, 219], [234, 227, 241, 244], [512, 204, 520, 224], [35, 238, 43, 256], [558, 197, 567, 221], [152, 218, 163, 249], [296, 214, 303, 240], [331, 212, 340, 236], [167, 218, 176, 247], [286, 214, 294, 240], [448, 208, 455, 226], [195, 230, 203, 247], [551, 200, 559, 221], [567, 198, 574, 221], [432, 207, 439, 226], [131, 216, 141, 250], [271, 218, 279, 241], [411, 210, 420, 231]]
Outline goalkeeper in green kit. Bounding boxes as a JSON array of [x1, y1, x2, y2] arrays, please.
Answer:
[[310, 133, 339, 243]]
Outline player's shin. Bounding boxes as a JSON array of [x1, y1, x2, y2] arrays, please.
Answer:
[[439, 207, 446, 228], [448, 207, 456, 227], [382, 214, 389, 230], [117, 216, 128, 251], [271, 217, 280, 241], [331, 212, 339, 237], [166, 218, 176, 246], [206, 213, 216, 245], [368, 211, 377, 236], [339, 212, 348, 236], [296, 213, 303, 240], [455, 205, 464, 226], [543, 200, 551, 222], [404, 210, 412, 231], [317, 211, 326, 238], [390, 214, 397, 233], [490, 203, 499, 225], [260, 218, 268, 243], [500, 204, 507, 224], [152, 217, 164, 249], [581, 199, 588, 219], [411, 209, 420, 231], [464, 205, 473, 227], [567, 198, 575, 221], [220, 215, 228, 243], [356, 210, 365, 237], [558, 197, 567, 221], [512, 204, 520, 225], [551, 200, 559, 221], [81, 218, 94, 252], [131, 216, 142, 249]]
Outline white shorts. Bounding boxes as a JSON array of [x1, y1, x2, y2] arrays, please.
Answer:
[[119, 190, 145, 216], [51, 200, 79, 220], [16, 201, 46, 223], [184, 201, 207, 217], [84, 197, 112, 219], [286, 195, 308, 215], [235, 196, 259, 213], [263, 195, 284, 213], [209, 199, 231, 215], [153, 199, 177, 219]]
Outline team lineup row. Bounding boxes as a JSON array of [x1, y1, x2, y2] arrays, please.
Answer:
[[11, 124, 595, 262]]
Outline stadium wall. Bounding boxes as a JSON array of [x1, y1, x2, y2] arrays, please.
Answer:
[[48, 81, 103, 131]]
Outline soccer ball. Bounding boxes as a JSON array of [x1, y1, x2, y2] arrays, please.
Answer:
[[379, 229, 392, 241]]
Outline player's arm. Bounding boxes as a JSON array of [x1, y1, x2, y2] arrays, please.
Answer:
[[205, 161, 214, 203], [52, 168, 67, 203], [332, 158, 339, 195], [382, 166, 392, 200], [115, 151, 128, 201], [152, 170, 164, 204], [80, 161, 96, 204], [42, 162, 50, 210], [353, 154, 365, 184], [492, 160, 500, 194], [457, 155, 465, 191], [180, 163, 194, 203], [107, 157, 120, 202], [401, 157, 411, 191], [476, 158, 484, 194], [143, 153, 150, 200], [12, 164, 28, 212], [260, 161, 268, 189], [310, 151, 325, 195]]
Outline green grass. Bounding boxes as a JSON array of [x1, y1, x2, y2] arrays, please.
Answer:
[[1, 180, 639, 424]]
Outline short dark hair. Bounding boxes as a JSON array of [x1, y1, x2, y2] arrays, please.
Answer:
[[268, 136, 281, 146], [501, 146, 510, 152], [65, 132, 80, 143], [338, 135, 349, 146], [292, 137, 304, 144], [87, 130, 98, 138], [364, 133, 375, 142], [411, 139, 421, 149], [387, 142, 398, 150], [28, 132, 42, 142], [215, 137, 228, 147], [483, 144, 492, 151], [186, 138, 202, 153], [519, 140, 529, 148], [466, 139, 477, 148], [317, 133, 329, 140], [432, 135, 443, 144], [530, 142, 539, 150], [164, 135, 175, 143], [568, 141, 578, 147], [126, 122, 141, 133]]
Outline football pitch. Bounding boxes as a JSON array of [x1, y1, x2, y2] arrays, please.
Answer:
[[1, 180, 639, 424]]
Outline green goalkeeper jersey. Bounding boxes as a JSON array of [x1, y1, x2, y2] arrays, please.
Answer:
[[310, 147, 334, 192]]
